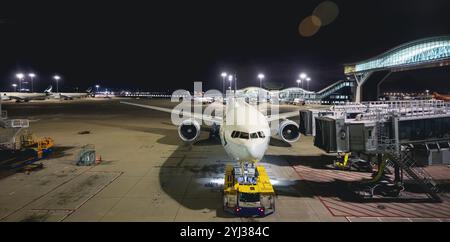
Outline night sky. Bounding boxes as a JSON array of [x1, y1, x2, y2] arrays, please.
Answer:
[[0, 0, 449, 93]]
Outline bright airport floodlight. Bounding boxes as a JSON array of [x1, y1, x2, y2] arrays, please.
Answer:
[[228, 75, 233, 81], [258, 74, 265, 79], [16, 73, 24, 79], [53, 75, 61, 80], [296, 79, 301, 84], [221, 72, 228, 77], [306, 77, 311, 81], [28, 73, 36, 78], [300, 73, 307, 79]]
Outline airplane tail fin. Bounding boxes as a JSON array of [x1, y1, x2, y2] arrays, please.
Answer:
[[44, 85, 53, 94], [86, 87, 93, 93]]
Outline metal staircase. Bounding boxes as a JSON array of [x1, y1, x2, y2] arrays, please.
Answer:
[[386, 147, 441, 202], [374, 118, 441, 202]]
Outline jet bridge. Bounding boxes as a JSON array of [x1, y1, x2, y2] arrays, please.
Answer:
[[313, 100, 450, 201], [344, 36, 450, 102]]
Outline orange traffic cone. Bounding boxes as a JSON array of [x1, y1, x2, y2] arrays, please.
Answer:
[[95, 155, 102, 164]]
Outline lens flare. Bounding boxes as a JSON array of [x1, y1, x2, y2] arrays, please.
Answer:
[[298, 15, 322, 37], [313, 1, 339, 26]]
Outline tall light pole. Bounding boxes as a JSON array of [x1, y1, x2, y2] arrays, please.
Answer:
[[258, 73, 265, 89], [53, 75, 61, 93], [299, 73, 307, 89], [95, 85, 100, 94], [221, 72, 227, 97], [296, 79, 301, 88], [228, 75, 233, 95], [258, 73, 265, 102], [28, 73, 36, 92], [233, 73, 237, 93], [12, 84, 17, 92], [306, 77, 311, 90], [16, 73, 24, 92]]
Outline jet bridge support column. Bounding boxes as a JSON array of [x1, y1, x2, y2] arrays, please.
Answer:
[[353, 72, 373, 103], [392, 116, 402, 183]]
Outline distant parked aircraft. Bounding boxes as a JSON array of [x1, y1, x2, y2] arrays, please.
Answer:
[[1, 86, 53, 102], [432, 92, 450, 102]]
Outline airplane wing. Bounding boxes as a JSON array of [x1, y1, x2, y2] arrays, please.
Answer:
[[58, 93, 85, 99], [265, 111, 300, 122], [7, 95, 26, 102], [121, 101, 223, 124]]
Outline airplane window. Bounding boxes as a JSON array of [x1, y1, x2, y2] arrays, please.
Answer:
[[258, 131, 265, 138], [250, 133, 258, 139], [239, 132, 249, 139]]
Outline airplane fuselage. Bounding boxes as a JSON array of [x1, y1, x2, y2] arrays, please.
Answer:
[[1, 92, 48, 101]]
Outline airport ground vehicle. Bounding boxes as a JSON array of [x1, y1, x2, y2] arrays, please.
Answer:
[[223, 164, 275, 217], [334, 152, 373, 172], [292, 98, 305, 105], [1, 133, 54, 171]]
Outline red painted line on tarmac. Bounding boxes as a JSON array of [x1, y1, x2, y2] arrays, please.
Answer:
[[425, 201, 450, 210], [332, 201, 405, 218], [324, 198, 403, 217], [290, 160, 450, 219], [328, 206, 361, 217], [374, 204, 424, 218], [421, 202, 450, 214], [294, 169, 337, 182], [389, 203, 435, 218], [414, 203, 450, 217], [317, 196, 339, 217], [393, 203, 443, 218], [324, 198, 411, 218], [406, 203, 450, 218], [299, 168, 362, 181], [324, 202, 371, 218], [321, 198, 379, 217], [295, 166, 369, 181], [300, 172, 339, 182], [290, 162, 343, 218]]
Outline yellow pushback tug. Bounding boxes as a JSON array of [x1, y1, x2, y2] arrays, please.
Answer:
[[223, 163, 275, 217]]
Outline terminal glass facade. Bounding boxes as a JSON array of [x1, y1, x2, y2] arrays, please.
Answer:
[[353, 37, 450, 73]]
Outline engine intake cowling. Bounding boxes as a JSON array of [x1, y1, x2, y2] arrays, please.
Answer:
[[178, 119, 201, 142], [278, 120, 300, 143]]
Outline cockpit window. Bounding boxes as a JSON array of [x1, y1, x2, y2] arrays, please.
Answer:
[[232, 131, 265, 139], [239, 132, 249, 139], [231, 131, 240, 138], [258, 131, 265, 138]]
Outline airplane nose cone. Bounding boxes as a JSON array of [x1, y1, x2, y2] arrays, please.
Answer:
[[246, 145, 263, 160]]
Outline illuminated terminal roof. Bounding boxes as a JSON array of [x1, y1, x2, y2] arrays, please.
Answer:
[[345, 36, 450, 74]]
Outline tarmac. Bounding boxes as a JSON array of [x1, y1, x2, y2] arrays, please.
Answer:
[[0, 98, 449, 222]]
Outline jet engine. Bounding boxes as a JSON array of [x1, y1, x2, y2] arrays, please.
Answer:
[[278, 120, 300, 143], [178, 119, 201, 142]]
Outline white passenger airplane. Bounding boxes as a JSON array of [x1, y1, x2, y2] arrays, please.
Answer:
[[121, 97, 300, 162], [1, 86, 53, 102], [54, 87, 93, 100]]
